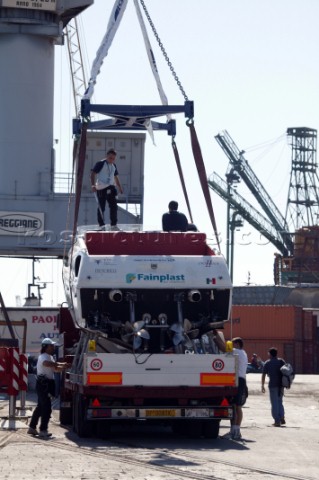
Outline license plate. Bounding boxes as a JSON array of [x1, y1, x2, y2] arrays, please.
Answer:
[[185, 408, 210, 418], [145, 409, 176, 417]]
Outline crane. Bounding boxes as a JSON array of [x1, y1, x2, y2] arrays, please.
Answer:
[[65, 17, 87, 116], [208, 172, 287, 256], [215, 130, 294, 256], [285, 127, 319, 230]]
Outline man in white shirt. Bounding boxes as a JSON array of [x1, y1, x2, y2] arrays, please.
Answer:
[[28, 338, 70, 438], [215, 334, 248, 440], [90, 148, 123, 230], [230, 337, 248, 439]]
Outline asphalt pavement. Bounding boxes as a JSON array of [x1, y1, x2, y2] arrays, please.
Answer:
[[0, 374, 318, 480]]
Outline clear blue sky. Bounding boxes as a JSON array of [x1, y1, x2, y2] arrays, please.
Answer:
[[2, 0, 319, 306]]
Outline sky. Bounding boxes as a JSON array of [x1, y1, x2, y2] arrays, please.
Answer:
[[2, 0, 319, 307]]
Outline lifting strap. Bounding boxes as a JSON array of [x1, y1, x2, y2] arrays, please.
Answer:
[[171, 139, 193, 223], [72, 123, 88, 242], [83, 0, 128, 100], [188, 121, 221, 250]]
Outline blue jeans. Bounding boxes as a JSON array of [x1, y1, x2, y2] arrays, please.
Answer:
[[269, 386, 284, 423]]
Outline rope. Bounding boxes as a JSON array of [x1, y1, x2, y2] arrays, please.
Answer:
[[187, 121, 221, 250]]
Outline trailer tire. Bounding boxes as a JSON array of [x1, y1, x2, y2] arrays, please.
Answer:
[[60, 404, 73, 426], [73, 392, 92, 438], [171, 422, 185, 436], [186, 420, 204, 438], [203, 419, 220, 439], [96, 421, 111, 439]]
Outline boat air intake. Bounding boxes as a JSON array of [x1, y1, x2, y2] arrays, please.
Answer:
[[109, 289, 123, 302], [188, 290, 201, 303]]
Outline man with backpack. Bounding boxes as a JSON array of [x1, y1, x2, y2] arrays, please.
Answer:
[[261, 347, 286, 427]]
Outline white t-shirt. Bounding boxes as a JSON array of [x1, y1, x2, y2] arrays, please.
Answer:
[[234, 348, 248, 379], [37, 352, 55, 380], [95, 162, 117, 190]]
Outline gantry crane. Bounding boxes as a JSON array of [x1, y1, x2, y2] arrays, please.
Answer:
[[285, 127, 319, 230]]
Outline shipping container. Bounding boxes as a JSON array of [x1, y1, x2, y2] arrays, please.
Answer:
[[224, 305, 319, 373], [302, 310, 317, 341], [226, 305, 302, 340]]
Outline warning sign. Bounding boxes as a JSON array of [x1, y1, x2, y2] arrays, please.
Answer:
[[212, 359, 225, 371], [90, 358, 103, 371]]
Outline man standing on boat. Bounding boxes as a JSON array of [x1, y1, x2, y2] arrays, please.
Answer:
[[90, 148, 123, 230]]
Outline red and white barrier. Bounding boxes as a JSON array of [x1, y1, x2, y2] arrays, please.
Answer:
[[19, 354, 28, 391], [8, 347, 20, 396]]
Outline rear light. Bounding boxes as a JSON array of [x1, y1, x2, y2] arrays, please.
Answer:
[[217, 408, 232, 418], [89, 408, 112, 418]]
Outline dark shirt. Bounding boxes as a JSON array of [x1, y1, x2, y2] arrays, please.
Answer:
[[263, 357, 285, 388], [162, 211, 188, 232]]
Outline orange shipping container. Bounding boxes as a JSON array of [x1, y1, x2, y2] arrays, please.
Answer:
[[225, 305, 303, 341], [241, 340, 295, 369]]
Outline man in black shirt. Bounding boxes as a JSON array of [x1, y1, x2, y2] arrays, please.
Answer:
[[261, 347, 286, 427], [162, 201, 189, 232]]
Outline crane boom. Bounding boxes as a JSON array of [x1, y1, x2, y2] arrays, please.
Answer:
[[65, 17, 87, 116], [208, 172, 288, 255], [215, 130, 293, 255]]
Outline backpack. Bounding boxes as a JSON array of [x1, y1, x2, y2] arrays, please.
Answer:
[[280, 362, 295, 389]]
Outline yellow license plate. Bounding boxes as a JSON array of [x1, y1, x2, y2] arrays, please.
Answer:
[[146, 409, 176, 417]]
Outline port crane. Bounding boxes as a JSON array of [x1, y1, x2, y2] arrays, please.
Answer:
[[214, 130, 294, 257], [208, 172, 287, 255]]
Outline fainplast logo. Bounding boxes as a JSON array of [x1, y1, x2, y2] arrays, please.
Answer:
[[126, 273, 136, 283], [126, 273, 185, 284]]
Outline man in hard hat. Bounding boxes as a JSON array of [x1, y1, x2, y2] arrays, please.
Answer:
[[27, 338, 70, 439]]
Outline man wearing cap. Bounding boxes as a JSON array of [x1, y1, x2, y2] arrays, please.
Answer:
[[28, 338, 70, 439], [90, 148, 123, 230]]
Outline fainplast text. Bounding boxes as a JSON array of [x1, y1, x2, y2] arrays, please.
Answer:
[[137, 273, 185, 282]]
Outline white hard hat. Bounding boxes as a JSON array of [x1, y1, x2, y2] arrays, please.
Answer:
[[41, 338, 57, 345]]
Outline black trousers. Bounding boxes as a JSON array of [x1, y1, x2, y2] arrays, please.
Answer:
[[29, 378, 54, 432], [97, 186, 118, 226]]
